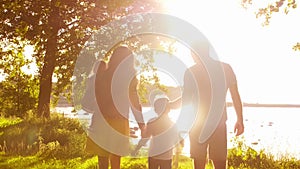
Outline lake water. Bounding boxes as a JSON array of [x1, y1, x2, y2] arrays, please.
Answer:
[[53, 106, 300, 159], [226, 107, 300, 160]]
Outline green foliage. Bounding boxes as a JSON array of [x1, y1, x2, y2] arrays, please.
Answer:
[[241, 0, 299, 52], [228, 136, 273, 168], [228, 136, 300, 169], [0, 42, 38, 117], [293, 42, 300, 51], [0, 114, 87, 158], [0, 117, 22, 129], [121, 157, 148, 169], [131, 36, 177, 103], [0, 155, 98, 169], [1, 116, 299, 168], [174, 155, 194, 169], [0, 0, 160, 117], [241, 0, 297, 26]]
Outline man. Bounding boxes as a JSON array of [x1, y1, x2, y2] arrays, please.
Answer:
[[182, 52, 244, 169]]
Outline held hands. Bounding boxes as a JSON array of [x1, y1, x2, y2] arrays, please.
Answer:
[[234, 121, 244, 136], [130, 124, 148, 156], [130, 123, 146, 138], [129, 127, 139, 138]]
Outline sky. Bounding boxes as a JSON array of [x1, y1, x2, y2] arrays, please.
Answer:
[[158, 0, 300, 104]]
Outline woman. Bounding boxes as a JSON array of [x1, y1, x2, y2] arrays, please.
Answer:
[[86, 46, 145, 169]]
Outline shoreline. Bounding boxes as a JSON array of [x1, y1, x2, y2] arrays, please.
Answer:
[[226, 102, 300, 108]]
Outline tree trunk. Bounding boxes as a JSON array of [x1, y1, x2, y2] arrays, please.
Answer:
[[37, 55, 56, 118], [37, 6, 60, 118]]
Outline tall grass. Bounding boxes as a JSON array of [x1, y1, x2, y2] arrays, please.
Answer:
[[227, 137, 300, 169], [0, 115, 299, 169], [0, 113, 88, 158]]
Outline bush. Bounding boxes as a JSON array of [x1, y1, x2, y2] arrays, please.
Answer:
[[228, 137, 300, 169], [0, 113, 88, 159], [0, 71, 38, 118]]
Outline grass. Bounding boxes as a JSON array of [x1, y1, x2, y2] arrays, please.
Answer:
[[0, 114, 299, 169], [0, 154, 98, 169], [0, 155, 194, 169]]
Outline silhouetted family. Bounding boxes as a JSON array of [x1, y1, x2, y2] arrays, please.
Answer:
[[83, 45, 244, 169]]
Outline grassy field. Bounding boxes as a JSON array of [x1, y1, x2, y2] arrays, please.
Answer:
[[0, 154, 196, 169], [0, 115, 299, 169]]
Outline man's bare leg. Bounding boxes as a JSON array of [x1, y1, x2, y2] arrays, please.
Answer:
[[110, 154, 121, 169], [193, 159, 206, 169]]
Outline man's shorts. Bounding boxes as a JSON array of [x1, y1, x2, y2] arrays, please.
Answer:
[[190, 123, 227, 162]]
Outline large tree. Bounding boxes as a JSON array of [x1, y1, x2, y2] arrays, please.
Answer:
[[0, 0, 159, 118]]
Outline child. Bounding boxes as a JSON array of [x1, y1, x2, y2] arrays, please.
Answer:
[[132, 94, 183, 169]]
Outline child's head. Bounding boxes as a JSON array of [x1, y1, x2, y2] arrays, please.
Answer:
[[153, 94, 170, 116]]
